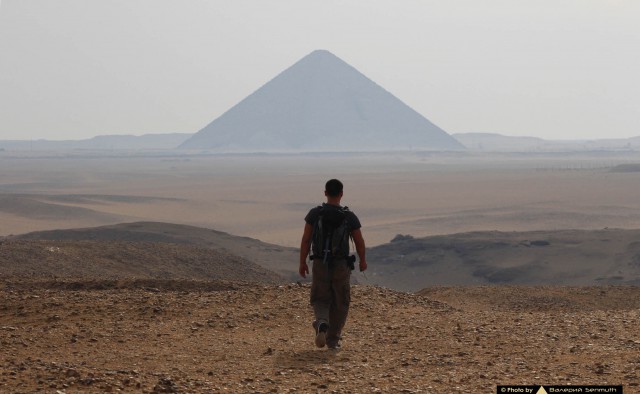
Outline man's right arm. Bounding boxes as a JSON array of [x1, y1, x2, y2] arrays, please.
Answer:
[[299, 223, 313, 278]]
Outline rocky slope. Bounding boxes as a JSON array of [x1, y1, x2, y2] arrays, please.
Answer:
[[368, 229, 640, 290], [1, 281, 638, 393], [0, 239, 282, 284], [16, 222, 640, 290], [12, 222, 299, 281]]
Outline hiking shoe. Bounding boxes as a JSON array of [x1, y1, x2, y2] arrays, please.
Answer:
[[315, 322, 328, 348], [327, 336, 341, 350]]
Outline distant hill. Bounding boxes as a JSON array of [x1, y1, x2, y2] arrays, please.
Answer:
[[8, 222, 640, 292], [454, 132, 640, 152], [0, 193, 130, 222], [0, 133, 192, 151], [180, 50, 464, 152], [10, 222, 299, 281], [0, 239, 282, 284], [367, 229, 640, 291]]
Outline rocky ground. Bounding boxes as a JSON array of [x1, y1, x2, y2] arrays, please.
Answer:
[[1, 280, 639, 393]]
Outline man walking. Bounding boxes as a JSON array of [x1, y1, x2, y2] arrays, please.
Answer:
[[299, 179, 367, 349]]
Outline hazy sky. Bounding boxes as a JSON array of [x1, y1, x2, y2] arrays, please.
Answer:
[[0, 1, 638, 141]]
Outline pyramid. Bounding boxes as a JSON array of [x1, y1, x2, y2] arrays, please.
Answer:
[[180, 50, 464, 152]]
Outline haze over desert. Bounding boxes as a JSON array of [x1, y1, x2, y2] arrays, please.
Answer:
[[3, 151, 640, 248], [2, 2, 639, 391]]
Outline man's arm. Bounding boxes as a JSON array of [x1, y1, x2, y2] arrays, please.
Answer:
[[351, 228, 367, 272], [299, 223, 313, 278]]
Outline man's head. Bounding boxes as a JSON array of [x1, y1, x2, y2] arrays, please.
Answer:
[[324, 179, 344, 198]]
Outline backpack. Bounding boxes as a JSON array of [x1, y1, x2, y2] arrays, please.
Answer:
[[311, 204, 352, 263]]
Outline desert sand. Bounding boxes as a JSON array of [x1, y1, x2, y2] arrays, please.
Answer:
[[3, 151, 640, 247]]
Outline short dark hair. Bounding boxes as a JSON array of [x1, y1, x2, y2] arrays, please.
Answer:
[[325, 179, 343, 197]]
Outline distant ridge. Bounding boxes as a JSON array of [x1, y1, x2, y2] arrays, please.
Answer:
[[454, 132, 640, 152], [180, 50, 464, 152], [0, 133, 192, 151]]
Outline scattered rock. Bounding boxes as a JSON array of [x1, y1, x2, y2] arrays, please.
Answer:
[[1, 283, 638, 392]]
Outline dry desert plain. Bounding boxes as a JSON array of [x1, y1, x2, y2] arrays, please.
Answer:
[[3, 151, 640, 247], [2, 150, 640, 392]]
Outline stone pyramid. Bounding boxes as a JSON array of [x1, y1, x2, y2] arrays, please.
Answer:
[[180, 50, 464, 152]]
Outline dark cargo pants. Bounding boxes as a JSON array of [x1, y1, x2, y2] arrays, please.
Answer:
[[310, 257, 351, 346]]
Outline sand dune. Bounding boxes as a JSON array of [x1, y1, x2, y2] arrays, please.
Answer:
[[0, 194, 126, 222]]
